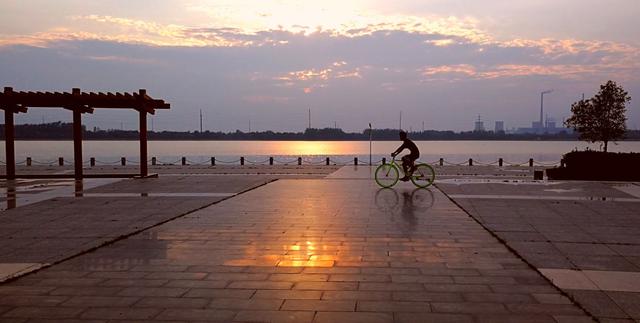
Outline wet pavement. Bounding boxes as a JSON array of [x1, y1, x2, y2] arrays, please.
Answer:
[[439, 180, 640, 321], [0, 166, 594, 322]]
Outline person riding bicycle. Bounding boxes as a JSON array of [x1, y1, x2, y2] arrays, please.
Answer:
[[391, 131, 420, 182]]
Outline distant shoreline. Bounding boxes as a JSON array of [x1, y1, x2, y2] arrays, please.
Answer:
[[8, 138, 640, 142], [3, 122, 640, 141]]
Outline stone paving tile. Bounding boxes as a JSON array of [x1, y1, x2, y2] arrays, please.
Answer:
[[133, 296, 210, 308], [281, 299, 355, 311], [0, 178, 593, 321], [439, 180, 640, 321], [155, 308, 236, 321], [61, 296, 140, 307], [431, 302, 508, 314], [183, 288, 255, 299], [395, 312, 474, 323], [116, 287, 188, 297], [254, 290, 322, 300], [0, 295, 70, 308], [553, 315, 598, 323], [2, 306, 84, 319], [356, 300, 431, 312], [474, 313, 558, 323], [270, 273, 328, 282], [80, 307, 160, 320], [322, 290, 390, 301], [209, 298, 283, 310], [49, 286, 124, 296], [315, 311, 394, 323], [234, 310, 314, 323], [568, 290, 631, 319]]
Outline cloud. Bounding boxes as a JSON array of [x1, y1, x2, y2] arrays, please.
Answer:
[[0, 9, 638, 131], [0, 12, 488, 48], [242, 95, 291, 104]]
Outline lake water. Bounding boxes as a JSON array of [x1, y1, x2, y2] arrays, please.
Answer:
[[2, 140, 639, 165]]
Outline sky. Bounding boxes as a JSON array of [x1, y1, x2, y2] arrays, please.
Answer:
[[0, 0, 639, 132]]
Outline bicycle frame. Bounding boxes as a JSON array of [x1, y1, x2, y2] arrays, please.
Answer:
[[375, 156, 435, 188], [385, 157, 410, 176]]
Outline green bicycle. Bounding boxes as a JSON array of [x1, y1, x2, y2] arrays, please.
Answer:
[[375, 157, 436, 188]]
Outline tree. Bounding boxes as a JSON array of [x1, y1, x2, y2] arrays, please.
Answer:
[[565, 80, 631, 152]]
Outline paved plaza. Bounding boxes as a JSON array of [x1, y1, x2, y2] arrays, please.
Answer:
[[439, 180, 640, 322], [1, 164, 634, 322]]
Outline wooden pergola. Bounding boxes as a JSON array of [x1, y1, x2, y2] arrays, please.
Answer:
[[0, 87, 170, 180]]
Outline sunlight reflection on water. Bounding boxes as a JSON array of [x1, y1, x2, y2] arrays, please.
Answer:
[[2, 140, 639, 163]]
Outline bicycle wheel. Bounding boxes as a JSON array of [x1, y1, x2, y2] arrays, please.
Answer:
[[411, 163, 435, 188], [375, 164, 399, 188]]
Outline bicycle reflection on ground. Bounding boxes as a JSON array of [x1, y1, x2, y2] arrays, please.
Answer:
[[374, 187, 434, 233]]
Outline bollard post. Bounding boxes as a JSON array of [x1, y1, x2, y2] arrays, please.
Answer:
[[90, 157, 96, 167], [468, 158, 473, 166], [26, 157, 32, 166], [354, 157, 358, 165], [382, 157, 386, 165], [326, 157, 330, 165], [499, 158, 503, 167], [534, 170, 544, 180], [439, 158, 444, 166], [121, 157, 126, 166], [269, 157, 274, 165], [59, 157, 64, 166], [152, 157, 156, 166], [182, 157, 187, 165], [211, 157, 215, 166], [298, 157, 302, 165], [240, 157, 244, 165], [529, 158, 534, 167]]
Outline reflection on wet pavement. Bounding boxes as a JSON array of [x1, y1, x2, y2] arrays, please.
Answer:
[[0, 179, 591, 322], [375, 188, 435, 234], [0, 178, 120, 210], [0, 179, 242, 210]]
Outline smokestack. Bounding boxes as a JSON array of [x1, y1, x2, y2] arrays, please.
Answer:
[[540, 90, 553, 127]]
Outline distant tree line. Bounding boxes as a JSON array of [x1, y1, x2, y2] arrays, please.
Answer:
[[2, 121, 640, 141]]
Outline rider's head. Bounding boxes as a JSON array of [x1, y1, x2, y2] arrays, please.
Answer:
[[399, 130, 407, 140]]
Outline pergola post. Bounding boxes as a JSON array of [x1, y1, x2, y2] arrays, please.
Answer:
[[3, 87, 15, 180], [72, 88, 83, 180], [138, 89, 148, 178]]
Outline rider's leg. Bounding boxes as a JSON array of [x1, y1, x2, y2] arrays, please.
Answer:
[[401, 156, 410, 174], [400, 156, 410, 181], [410, 157, 417, 173], [408, 160, 415, 174]]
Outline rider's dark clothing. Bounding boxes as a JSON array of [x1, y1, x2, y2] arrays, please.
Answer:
[[394, 139, 420, 159]]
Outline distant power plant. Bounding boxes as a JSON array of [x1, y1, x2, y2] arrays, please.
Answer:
[[474, 115, 485, 132], [471, 90, 572, 134]]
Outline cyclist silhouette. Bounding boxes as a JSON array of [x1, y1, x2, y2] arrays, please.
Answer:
[[391, 131, 420, 181]]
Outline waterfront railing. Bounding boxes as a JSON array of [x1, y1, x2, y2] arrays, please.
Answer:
[[2, 156, 562, 167]]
